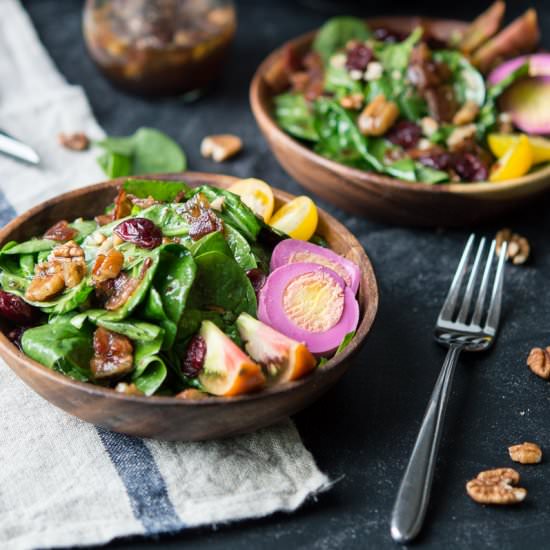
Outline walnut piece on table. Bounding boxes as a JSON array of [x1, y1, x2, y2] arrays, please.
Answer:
[[495, 228, 530, 265], [508, 442, 542, 464], [527, 347, 550, 380], [200, 134, 242, 162], [58, 132, 90, 151], [466, 468, 527, 505]]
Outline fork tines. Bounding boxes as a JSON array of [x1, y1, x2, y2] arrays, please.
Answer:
[[438, 234, 508, 334]]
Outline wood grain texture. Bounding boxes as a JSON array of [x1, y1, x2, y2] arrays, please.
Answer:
[[0, 173, 378, 441], [249, 16, 550, 227]]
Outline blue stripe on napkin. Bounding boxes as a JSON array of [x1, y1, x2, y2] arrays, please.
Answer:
[[97, 428, 182, 533], [0, 191, 182, 534], [0, 191, 16, 226]]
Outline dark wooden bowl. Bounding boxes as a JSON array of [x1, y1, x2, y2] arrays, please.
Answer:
[[0, 173, 378, 441], [250, 16, 550, 227]]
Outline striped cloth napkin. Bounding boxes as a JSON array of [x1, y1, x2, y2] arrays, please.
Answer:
[[0, 1, 328, 548]]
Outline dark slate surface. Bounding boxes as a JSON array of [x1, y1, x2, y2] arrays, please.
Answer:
[[23, 0, 550, 548]]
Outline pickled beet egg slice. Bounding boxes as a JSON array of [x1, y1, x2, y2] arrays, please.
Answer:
[[258, 262, 359, 355], [270, 240, 360, 295]]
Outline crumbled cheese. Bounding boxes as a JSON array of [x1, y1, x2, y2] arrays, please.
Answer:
[[364, 61, 383, 81], [418, 138, 432, 150], [349, 69, 364, 81], [421, 116, 439, 137], [330, 53, 346, 70]]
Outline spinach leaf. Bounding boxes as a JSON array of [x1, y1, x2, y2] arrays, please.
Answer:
[[123, 178, 190, 202], [132, 335, 167, 395], [385, 158, 417, 181], [96, 127, 187, 177], [189, 231, 232, 258], [71, 311, 163, 341], [335, 331, 355, 354], [140, 204, 189, 236], [70, 219, 98, 242], [415, 164, 449, 184], [188, 251, 257, 318], [433, 51, 485, 105], [1, 239, 57, 255], [324, 64, 363, 98], [313, 16, 371, 63], [187, 186, 262, 242], [224, 225, 257, 271], [19, 254, 35, 278], [374, 27, 423, 73], [97, 151, 132, 178], [21, 322, 93, 382], [274, 93, 319, 142]]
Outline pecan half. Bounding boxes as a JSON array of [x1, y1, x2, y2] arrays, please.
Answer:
[[43, 220, 78, 242], [90, 327, 133, 379], [358, 94, 399, 136], [201, 134, 242, 162], [339, 93, 364, 110], [466, 468, 527, 505], [452, 100, 480, 126], [58, 132, 90, 151], [25, 262, 65, 302], [92, 248, 124, 284], [527, 347, 550, 380], [495, 229, 530, 265], [175, 388, 210, 400], [50, 241, 87, 288], [508, 442, 542, 464]]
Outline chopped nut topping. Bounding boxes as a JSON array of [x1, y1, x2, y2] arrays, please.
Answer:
[[201, 134, 242, 162], [50, 240, 85, 261], [92, 248, 124, 284], [175, 388, 210, 400], [508, 442, 542, 464], [58, 132, 90, 151], [497, 112, 514, 134], [466, 468, 527, 505], [91, 327, 133, 379], [339, 93, 364, 110], [527, 347, 550, 380], [420, 116, 439, 137], [495, 229, 530, 265], [452, 100, 480, 125], [115, 382, 143, 396], [43, 220, 78, 242], [358, 94, 399, 136], [447, 124, 477, 151], [25, 262, 65, 302]]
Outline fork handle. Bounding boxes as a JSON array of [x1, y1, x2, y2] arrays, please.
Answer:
[[390, 344, 462, 544]]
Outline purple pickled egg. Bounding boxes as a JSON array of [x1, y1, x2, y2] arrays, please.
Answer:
[[258, 262, 359, 355], [270, 240, 361, 295], [488, 54, 550, 135]]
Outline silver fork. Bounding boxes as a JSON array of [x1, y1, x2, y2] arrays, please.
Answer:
[[390, 234, 508, 544]]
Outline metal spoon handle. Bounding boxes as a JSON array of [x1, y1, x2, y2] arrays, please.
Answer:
[[390, 345, 462, 544]]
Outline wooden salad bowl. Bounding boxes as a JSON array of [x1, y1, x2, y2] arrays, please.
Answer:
[[0, 173, 378, 441], [250, 16, 550, 227]]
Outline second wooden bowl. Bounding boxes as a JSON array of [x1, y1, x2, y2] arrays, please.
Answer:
[[0, 173, 378, 441], [250, 16, 550, 227]]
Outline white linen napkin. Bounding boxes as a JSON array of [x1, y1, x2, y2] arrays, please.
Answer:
[[0, 1, 328, 548]]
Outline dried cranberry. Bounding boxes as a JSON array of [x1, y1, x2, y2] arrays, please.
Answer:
[[373, 28, 407, 43], [387, 121, 422, 149], [182, 335, 206, 378], [452, 152, 489, 182], [246, 268, 267, 297], [419, 152, 452, 171], [43, 220, 78, 242], [345, 44, 373, 72], [0, 290, 35, 324], [8, 326, 26, 350], [114, 218, 162, 249]]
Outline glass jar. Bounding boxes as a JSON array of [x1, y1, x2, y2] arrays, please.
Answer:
[[83, 0, 236, 97]]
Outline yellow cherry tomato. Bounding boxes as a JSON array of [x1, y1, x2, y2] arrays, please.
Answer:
[[489, 135, 534, 183], [228, 178, 275, 223], [269, 196, 318, 241], [488, 133, 550, 165]]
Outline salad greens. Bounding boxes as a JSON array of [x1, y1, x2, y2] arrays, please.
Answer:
[[96, 128, 187, 178], [274, 14, 540, 184]]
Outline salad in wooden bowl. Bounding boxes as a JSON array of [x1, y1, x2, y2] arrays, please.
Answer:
[[250, 2, 550, 225], [0, 173, 377, 440]]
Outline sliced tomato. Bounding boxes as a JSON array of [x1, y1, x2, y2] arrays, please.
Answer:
[[269, 196, 318, 241], [228, 178, 275, 222]]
